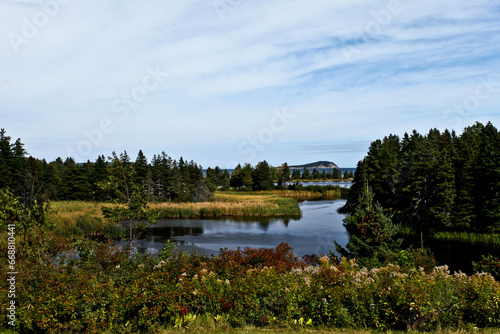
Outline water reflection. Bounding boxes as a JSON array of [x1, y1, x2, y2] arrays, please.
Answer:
[[136, 199, 349, 258]]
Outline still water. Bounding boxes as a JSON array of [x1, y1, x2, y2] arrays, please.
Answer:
[[134, 188, 499, 274], [137, 199, 349, 258]]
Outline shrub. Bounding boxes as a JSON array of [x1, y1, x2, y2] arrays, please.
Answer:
[[473, 253, 500, 281]]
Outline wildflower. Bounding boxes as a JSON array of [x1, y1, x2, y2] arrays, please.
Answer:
[[115, 265, 120, 269], [153, 260, 166, 270], [304, 276, 311, 287], [432, 265, 450, 277], [225, 279, 230, 285], [318, 255, 330, 267], [364, 277, 375, 285]]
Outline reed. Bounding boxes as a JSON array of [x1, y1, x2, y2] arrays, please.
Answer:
[[149, 192, 301, 218], [398, 227, 500, 246], [259, 189, 342, 200], [46, 192, 302, 233], [433, 231, 500, 245], [46, 201, 122, 238]]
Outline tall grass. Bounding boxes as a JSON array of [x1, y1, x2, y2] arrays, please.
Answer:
[[150, 192, 301, 218], [398, 227, 500, 246], [264, 189, 342, 200], [46, 201, 122, 239], [46, 192, 302, 236], [433, 231, 500, 245]]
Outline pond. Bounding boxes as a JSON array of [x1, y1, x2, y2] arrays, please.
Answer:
[[132, 185, 499, 274], [136, 199, 349, 259]]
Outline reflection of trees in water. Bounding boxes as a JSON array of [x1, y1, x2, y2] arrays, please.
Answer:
[[147, 226, 204, 238]]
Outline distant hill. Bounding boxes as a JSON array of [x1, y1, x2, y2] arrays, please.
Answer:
[[289, 161, 339, 169]]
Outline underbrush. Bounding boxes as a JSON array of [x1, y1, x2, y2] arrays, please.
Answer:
[[1, 241, 499, 333]]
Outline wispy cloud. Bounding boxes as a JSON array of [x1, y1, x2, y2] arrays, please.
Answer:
[[1, 0, 499, 167]]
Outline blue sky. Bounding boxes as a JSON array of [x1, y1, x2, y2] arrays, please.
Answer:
[[1, 0, 499, 168]]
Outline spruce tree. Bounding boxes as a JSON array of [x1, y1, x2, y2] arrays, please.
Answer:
[[335, 185, 401, 268]]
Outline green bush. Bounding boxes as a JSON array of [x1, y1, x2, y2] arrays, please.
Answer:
[[1, 240, 499, 333], [474, 254, 500, 281]]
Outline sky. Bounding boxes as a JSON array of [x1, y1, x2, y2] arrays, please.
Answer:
[[1, 0, 499, 169]]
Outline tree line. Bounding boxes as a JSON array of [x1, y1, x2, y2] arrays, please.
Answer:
[[0, 129, 211, 203], [0, 128, 350, 203], [206, 162, 353, 192], [342, 121, 500, 234]]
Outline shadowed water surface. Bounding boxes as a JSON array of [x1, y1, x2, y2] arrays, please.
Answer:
[[136, 199, 349, 258]]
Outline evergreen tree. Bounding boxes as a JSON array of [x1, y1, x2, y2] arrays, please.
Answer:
[[205, 167, 218, 192], [291, 169, 301, 180], [252, 160, 274, 191], [473, 122, 500, 232], [335, 185, 401, 268], [452, 125, 481, 230], [332, 168, 342, 179], [134, 150, 149, 186], [241, 163, 254, 190], [230, 164, 243, 189], [301, 167, 311, 180], [100, 151, 157, 250], [0, 128, 14, 189], [276, 162, 291, 188], [90, 155, 109, 201], [312, 168, 321, 180], [221, 169, 231, 191]]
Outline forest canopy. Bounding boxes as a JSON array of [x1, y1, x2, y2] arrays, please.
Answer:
[[342, 121, 500, 234]]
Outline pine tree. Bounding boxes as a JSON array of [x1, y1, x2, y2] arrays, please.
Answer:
[[241, 163, 254, 190], [335, 185, 401, 268], [252, 160, 274, 190], [301, 167, 311, 180], [291, 169, 301, 181], [474, 122, 500, 232], [100, 151, 158, 250], [134, 150, 149, 186], [230, 164, 243, 189]]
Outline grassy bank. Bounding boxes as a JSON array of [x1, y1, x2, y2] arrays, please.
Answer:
[[45, 192, 302, 238], [150, 192, 301, 218], [398, 227, 500, 246], [261, 189, 342, 200], [433, 231, 500, 245], [154, 322, 500, 334]]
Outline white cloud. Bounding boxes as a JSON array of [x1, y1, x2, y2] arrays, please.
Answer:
[[0, 0, 499, 167]]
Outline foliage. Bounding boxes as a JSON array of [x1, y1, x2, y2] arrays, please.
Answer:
[[150, 192, 301, 218], [342, 122, 500, 235], [2, 240, 499, 333], [99, 152, 159, 249], [473, 254, 500, 281], [336, 185, 402, 268], [0, 129, 212, 203], [0, 188, 51, 253]]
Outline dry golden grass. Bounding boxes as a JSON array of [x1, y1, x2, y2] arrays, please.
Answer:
[[46, 201, 105, 227], [150, 192, 301, 217], [46, 192, 302, 231]]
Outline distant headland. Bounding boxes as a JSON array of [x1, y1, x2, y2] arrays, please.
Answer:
[[289, 161, 339, 169]]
